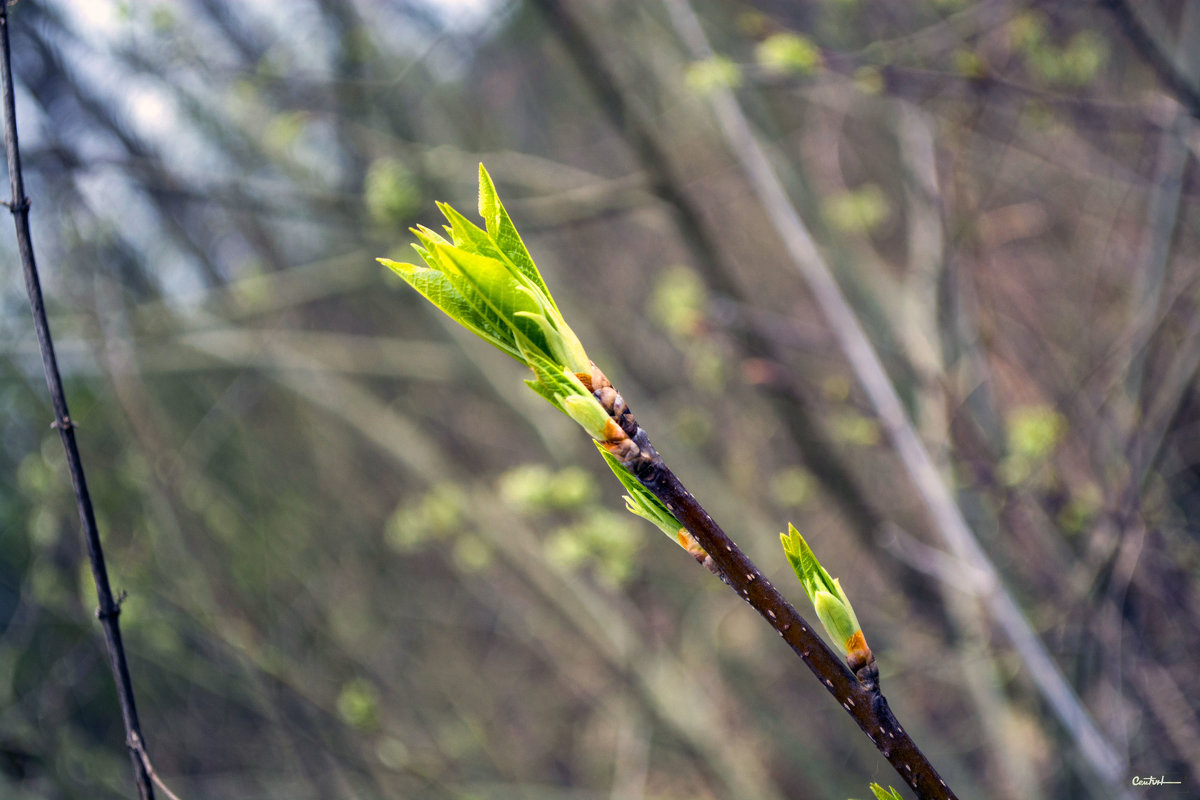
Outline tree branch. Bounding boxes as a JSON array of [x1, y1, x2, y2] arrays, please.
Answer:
[[1101, 0, 1200, 120], [583, 363, 957, 799], [0, 6, 156, 799]]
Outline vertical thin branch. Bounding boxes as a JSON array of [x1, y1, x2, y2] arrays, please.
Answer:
[[660, 0, 1129, 794], [0, 6, 156, 800]]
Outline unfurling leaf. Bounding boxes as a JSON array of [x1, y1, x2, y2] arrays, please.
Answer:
[[380, 163, 592, 424]]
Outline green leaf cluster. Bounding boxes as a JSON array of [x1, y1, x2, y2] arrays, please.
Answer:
[[650, 266, 707, 338], [337, 677, 381, 732], [545, 509, 641, 587], [780, 523, 863, 655], [497, 463, 597, 513], [823, 184, 890, 235], [364, 157, 421, 226], [494, 463, 640, 585], [381, 165, 613, 439]]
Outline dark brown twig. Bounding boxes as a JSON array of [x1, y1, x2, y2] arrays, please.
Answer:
[[0, 6, 156, 799], [582, 364, 957, 800]]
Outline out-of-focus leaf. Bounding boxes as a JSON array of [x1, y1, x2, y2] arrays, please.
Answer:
[[756, 33, 822, 75], [685, 56, 743, 94]]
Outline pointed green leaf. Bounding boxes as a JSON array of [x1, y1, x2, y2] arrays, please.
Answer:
[[437, 201, 524, 280], [378, 258, 522, 362], [477, 163, 552, 306], [868, 784, 904, 800], [410, 225, 451, 269], [524, 377, 563, 410], [433, 243, 553, 359], [781, 523, 838, 603], [597, 445, 683, 538]]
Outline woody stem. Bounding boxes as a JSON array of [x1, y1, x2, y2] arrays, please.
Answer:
[[603, 380, 957, 800]]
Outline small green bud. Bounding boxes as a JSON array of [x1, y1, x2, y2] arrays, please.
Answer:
[[562, 394, 616, 441], [814, 589, 859, 655], [597, 445, 706, 561], [780, 523, 867, 658]]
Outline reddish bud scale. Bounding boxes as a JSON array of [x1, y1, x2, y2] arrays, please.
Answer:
[[583, 362, 717, 571], [845, 631, 878, 691], [579, 363, 661, 482]]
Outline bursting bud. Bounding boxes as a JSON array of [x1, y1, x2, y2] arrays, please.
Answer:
[[780, 523, 869, 662], [561, 393, 618, 441]]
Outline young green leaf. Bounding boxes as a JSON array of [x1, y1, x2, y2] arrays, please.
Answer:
[[597, 447, 674, 529], [383, 167, 590, 378], [868, 783, 905, 800], [477, 163, 551, 304], [432, 243, 555, 360], [522, 344, 593, 415], [595, 445, 709, 563], [378, 259, 523, 362], [437, 200, 523, 278]]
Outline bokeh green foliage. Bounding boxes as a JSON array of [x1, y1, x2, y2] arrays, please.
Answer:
[[1010, 11, 1108, 87], [684, 55, 744, 94], [387, 463, 642, 586], [756, 33, 823, 75]]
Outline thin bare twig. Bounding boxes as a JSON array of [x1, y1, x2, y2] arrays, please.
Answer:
[[660, 0, 1129, 794], [129, 733, 184, 800], [0, 6, 156, 799]]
